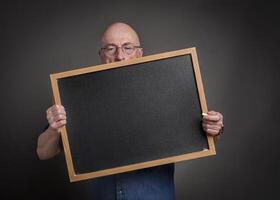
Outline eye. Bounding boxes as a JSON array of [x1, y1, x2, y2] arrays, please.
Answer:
[[123, 45, 133, 50], [106, 46, 116, 51]]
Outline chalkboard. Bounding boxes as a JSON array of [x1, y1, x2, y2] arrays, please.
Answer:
[[50, 47, 216, 182]]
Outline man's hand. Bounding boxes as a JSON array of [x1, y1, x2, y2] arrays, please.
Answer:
[[46, 104, 67, 132], [202, 110, 224, 137], [37, 104, 67, 160]]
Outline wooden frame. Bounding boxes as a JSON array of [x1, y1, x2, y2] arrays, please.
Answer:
[[50, 47, 216, 182]]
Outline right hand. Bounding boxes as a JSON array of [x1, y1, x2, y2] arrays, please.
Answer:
[[46, 104, 67, 132]]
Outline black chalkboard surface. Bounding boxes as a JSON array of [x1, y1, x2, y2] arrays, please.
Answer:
[[50, 48, 216, 182]]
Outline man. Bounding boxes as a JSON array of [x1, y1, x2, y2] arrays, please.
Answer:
[[37, 22, 224, 199]]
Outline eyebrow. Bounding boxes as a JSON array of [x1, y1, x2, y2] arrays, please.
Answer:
[[103, 42, 134, 47]]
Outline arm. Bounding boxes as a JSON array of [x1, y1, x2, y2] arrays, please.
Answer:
[[36, 105, 66, 160], [37, 127, 61, 160]]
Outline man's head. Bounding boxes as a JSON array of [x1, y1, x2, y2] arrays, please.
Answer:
[[99, 22, 143, 63]]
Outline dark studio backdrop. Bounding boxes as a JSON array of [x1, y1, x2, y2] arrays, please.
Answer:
[[0, 0, 279, 199]]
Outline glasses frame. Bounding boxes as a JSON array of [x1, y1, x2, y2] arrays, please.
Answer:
[[100, 43, 141, 56]]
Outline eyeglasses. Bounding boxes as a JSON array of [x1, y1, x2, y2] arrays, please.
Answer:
[[100, 43, 141, 56]]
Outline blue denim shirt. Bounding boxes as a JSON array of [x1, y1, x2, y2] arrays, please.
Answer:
[[42, 125, 176, 199], [88, 163, 176, 200]]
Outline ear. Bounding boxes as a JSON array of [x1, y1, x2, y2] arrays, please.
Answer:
[[137, 48, 143, 57], [99, 50, 106, 63]]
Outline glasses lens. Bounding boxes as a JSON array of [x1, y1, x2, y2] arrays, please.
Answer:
[[105, 46, 117, 55], [122, 44, 135, 55], [103, 44, 138, 56]]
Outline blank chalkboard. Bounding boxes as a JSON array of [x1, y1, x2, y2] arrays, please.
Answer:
[[50, 47, 216, 182]]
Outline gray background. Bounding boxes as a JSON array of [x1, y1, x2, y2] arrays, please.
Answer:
[[0, 0, 279, 199]]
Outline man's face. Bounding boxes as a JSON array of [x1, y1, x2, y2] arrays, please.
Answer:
[[99, 24, 143, 63]]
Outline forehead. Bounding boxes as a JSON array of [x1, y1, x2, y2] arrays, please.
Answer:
[[102, 28, 139, 47]]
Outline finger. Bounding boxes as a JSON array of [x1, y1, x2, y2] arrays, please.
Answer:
[[50, 119, 67, 130], [48, 113, 67, 124], [205, 111, 223, 120], [50, 109, 66, 118], [218, 112, 224, 123], [47, 111, 66, 121], [47, 105, 66, 117], [202, 120, 223, 126], [49, 105, 65, 114], [204, 128, 219, 136], [202, 123, 221, 131], [207, 110, 218, 115], [46, 105, 58, 116], [46, 106, 54, 115], [50, 114, 67, 124], [203, 114, 221, 122]]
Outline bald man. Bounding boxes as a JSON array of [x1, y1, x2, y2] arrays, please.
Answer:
[[37, 22, 224, 199]]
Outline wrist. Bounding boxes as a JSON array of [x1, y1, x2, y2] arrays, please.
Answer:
[[47, 126, 60, 137]]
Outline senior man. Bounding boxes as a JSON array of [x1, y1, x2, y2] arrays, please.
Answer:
[[37, 22, 224, 200]]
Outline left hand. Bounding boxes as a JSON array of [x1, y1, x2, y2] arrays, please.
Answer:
[[202, 110, 224, 137]]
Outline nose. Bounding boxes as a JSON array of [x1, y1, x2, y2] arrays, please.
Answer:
[[115, 47, 125, 61]]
